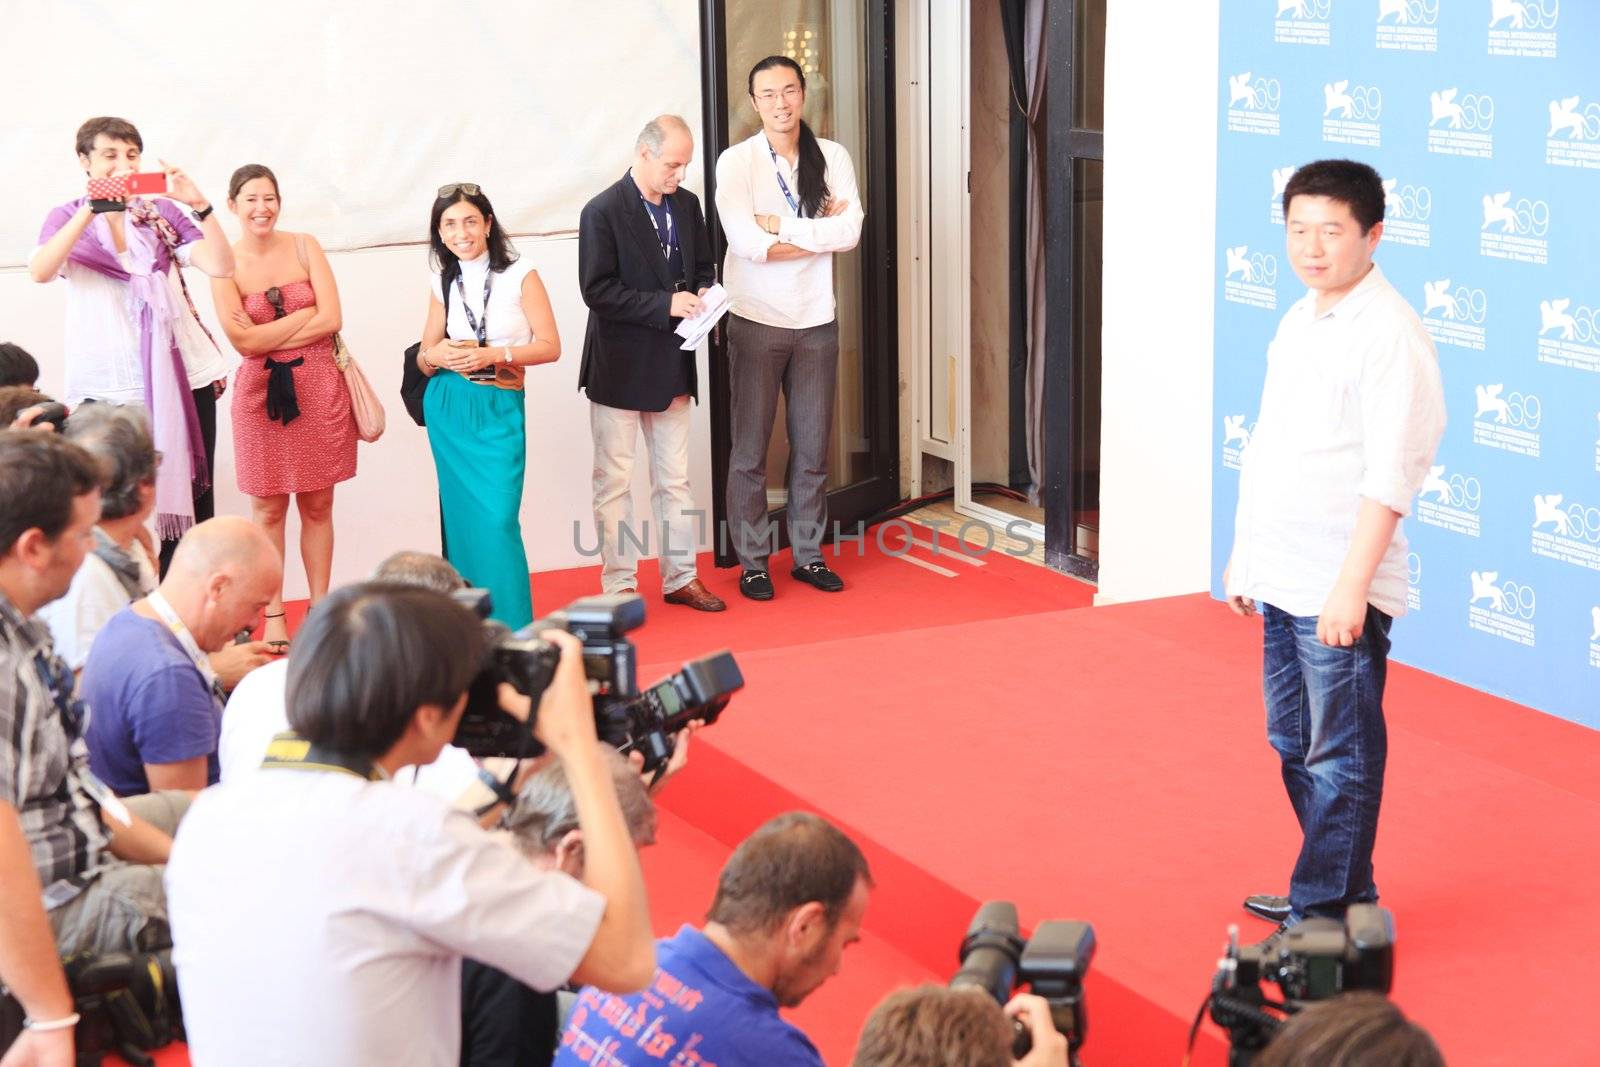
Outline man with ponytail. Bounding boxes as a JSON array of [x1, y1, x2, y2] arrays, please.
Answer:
[[715, 56, 864, 602]]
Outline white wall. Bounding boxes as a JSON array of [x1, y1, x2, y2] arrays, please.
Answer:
[[1095, 1, 1220, 604], [0, 235, 715, 602]]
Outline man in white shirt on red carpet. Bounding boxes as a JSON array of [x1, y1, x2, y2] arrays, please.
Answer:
[[715, 56, 863, 602], [1225, 159, 1446, 936]]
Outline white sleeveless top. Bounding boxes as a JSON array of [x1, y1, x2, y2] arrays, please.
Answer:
[[432, 251, 537, 348]]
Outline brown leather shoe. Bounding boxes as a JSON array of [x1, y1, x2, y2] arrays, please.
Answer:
[[663, 578, 727, 612]]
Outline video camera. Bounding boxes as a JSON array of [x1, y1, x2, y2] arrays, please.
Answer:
[[951, 901, 1095, 1066], [449, 591, 743, 774], [1202, 904, 1395, 1066]]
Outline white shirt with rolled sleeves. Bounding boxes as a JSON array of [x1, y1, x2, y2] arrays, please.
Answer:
[[715, 130, 864, 329], [166, 769, 604, 1067], [1226, 264, 1446, 619]]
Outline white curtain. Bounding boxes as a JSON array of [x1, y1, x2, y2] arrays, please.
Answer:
[[4, 0, 701, 266], [1021, 0, 1048, 503]]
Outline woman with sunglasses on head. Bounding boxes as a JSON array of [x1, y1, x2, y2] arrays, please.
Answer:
[[211, 164, 357, 647], [417, 183, 560, 629]]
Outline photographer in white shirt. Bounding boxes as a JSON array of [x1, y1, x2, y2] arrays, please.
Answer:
[[166, 583, 654, 1066]]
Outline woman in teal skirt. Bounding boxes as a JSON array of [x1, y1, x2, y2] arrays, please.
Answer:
[[416, 183, 560, 628]]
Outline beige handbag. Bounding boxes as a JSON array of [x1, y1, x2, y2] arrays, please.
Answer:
[[292, 233, 384, 442], [333, 334, 385, 443]]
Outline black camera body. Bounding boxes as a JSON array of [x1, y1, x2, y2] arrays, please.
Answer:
[[450, 591, 742, 773], [1207, 904, 1395, 1066], [951, 901, 1095, 1064]]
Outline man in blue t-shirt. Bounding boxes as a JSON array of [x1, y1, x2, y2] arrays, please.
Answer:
[[555, 812, 873, 1067], [81, 517, 280, 795]]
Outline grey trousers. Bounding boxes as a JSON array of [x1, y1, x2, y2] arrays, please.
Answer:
[[724, 315, 839, 571], [48, 790, 191, 958]]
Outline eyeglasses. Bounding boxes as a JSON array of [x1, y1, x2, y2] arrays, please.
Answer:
[[265, 287, 285, 320], [753, 86, 804, 106], [437, 182, 482, 198]]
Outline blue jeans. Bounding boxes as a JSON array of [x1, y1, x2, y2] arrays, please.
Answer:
[[1261, 602, 1392, 923]]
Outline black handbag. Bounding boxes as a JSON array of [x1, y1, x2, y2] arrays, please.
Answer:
[[400, 341, 428, 427], [401, 267, 462, 427]]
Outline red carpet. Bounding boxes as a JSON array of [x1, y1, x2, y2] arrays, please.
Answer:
[[646, 594, 1600, 1066], [221, 544, 1599, 1064]]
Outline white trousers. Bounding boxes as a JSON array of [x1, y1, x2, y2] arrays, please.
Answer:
[[590, 396, 699, 594]]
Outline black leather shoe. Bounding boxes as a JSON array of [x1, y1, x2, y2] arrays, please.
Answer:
[[1243, 894, 1292, 923], [739, 569, 775, 601], [791, 561, 844, 592]]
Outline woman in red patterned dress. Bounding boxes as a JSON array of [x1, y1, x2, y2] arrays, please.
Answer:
[[211, 165, 356, 645]]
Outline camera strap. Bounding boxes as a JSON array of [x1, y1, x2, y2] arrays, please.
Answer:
[[144, 591, 224, 710], [259, 732, 383, 781]]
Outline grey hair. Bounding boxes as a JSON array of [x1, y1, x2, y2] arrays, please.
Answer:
[[636, 114, 691, 157], [372, 551, 464, 593], [62, 403, 155, 521], [499, 744, 657, 856]]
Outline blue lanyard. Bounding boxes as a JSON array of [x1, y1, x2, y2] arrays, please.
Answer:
[[453, 267, 494, 346], [767, 142, 803, 217], [638, 191, 677, 259]]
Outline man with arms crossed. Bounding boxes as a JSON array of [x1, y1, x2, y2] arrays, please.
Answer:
[[1226, 160, 1445, 933], [717, 56, 864, 601], [579, 116, 724, 612]]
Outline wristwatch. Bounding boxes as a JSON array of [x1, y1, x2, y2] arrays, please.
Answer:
[[192, 203, 214, 222], [502, 347, 513, 364]]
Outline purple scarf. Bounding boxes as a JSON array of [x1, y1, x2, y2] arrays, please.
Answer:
[[43, 197, 212, 539]]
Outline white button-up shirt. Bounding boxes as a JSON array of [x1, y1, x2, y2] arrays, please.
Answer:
[[167, 769, 604, 1067], [715, 130, 864, 330], [1227, 264, 1446, 618]]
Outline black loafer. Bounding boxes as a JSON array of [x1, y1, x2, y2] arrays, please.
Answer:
[[791, 561, 844, 592], [739, 569, 775, 601], [1243, 894, 1292, 923]]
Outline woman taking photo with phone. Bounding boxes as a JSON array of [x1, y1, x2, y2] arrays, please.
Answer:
[[417, 183, 560, 628], [211, 164, 357, 647], [29, 115, 235, 571]]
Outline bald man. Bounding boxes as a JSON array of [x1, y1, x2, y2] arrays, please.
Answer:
[[80, 517, 282, 796], [578, 115, 724, 612]]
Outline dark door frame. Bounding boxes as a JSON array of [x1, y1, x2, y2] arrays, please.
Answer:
[[1041, 0, 1103, 578], [698, 0, 902, 568]]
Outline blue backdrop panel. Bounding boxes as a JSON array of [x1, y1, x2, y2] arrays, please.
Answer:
[[1212, 1, 1599, 727]]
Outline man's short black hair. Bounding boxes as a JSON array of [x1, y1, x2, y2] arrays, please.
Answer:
[[0, 431, 104, 557], [286, 582, 488, 760], [1282, 160, 1386, 234], [0, 343, 40, 388], [706, 812, 872, 935]]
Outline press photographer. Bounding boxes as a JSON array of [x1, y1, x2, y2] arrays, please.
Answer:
[[164, 582, 655, 1065], [850, 900, 1090, 1067], [1195, 905, 1433, 1067]]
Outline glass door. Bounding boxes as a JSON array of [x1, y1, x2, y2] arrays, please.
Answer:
[[700, 0, 900, 567]]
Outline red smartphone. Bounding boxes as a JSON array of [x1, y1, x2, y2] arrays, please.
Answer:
[[85, 173, 167, 201], [126, 172, 167, 195]]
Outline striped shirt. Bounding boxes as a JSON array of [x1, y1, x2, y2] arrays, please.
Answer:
[[0, 593, 111, 909]]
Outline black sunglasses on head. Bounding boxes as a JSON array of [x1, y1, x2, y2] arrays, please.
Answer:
[[437, 182, 482, 198]]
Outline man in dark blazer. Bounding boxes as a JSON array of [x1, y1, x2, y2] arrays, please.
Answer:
[[578, 115, 725, 611]]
